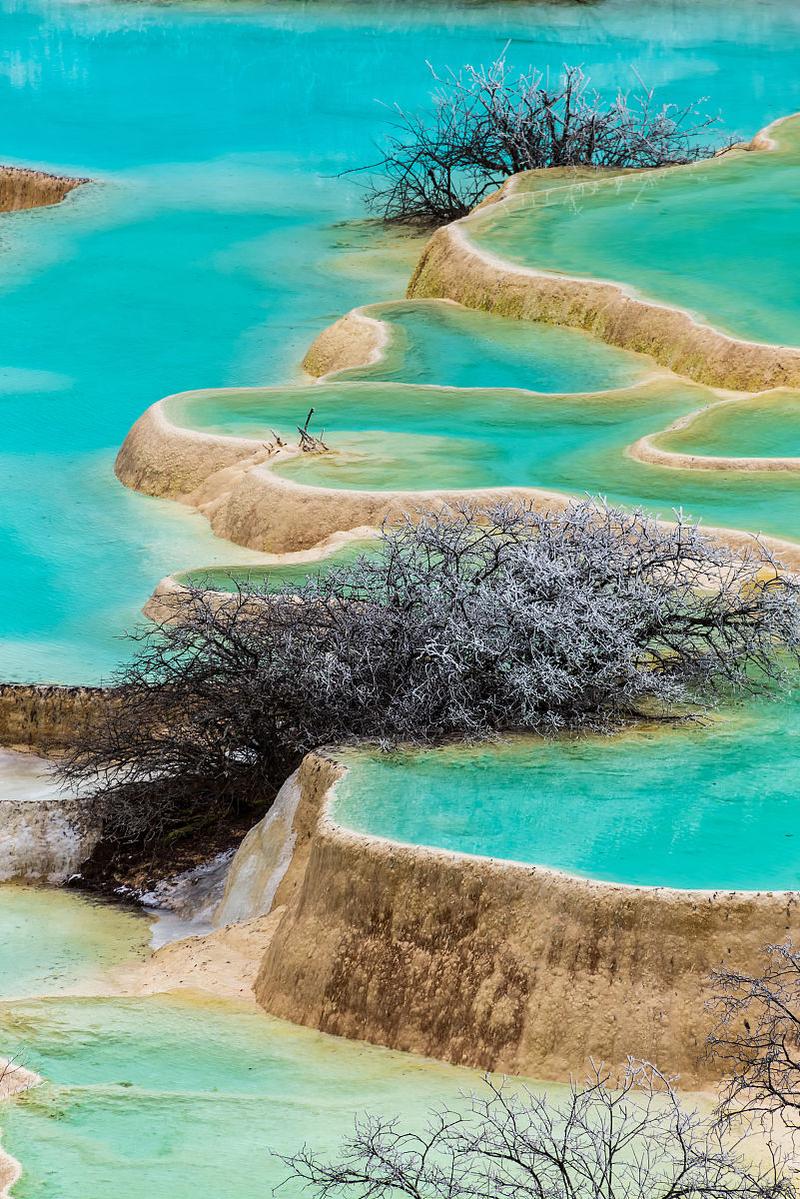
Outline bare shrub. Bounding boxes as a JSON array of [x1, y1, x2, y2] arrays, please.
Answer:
[[710, 943, 800, 1140], [359, 54, 727, 223], [58, 500, 800, 845], [280, 1066, 793, 1199]]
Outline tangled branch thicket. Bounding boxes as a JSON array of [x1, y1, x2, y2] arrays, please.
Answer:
[[59, 500, 800, 845], [359, 55, 726, 223], [281, 1065, 795, 1199], [710, 942, 800, 1137]]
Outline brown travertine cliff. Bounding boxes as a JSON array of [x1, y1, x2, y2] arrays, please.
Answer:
[[255, 751, 800, 1086]]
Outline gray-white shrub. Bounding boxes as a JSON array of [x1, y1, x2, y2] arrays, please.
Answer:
[[60, 500, 800, 843]]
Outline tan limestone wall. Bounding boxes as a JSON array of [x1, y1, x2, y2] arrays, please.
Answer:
[[255, 752, 800, 1087], [114, 401, 270, 500], [302, 309, 387, 378], [407, 223, 800, 393], [0, 683, 109, 752], [0, 164, 85, 212]]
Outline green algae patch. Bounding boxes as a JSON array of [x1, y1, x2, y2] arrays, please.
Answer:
[[332, 690, 800, 891]]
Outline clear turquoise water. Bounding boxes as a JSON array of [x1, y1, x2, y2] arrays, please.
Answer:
[[171, 378, 800, 545], [339, 300, 647, 391], [6, 0, 800, 682], [469, 111, 800, 348], [659, 392, 800, 459], [333, 691, 800, 890]]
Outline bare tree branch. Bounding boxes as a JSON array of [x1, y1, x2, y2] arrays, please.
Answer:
[[355, 55, 729, 224], [279, 1065, 794, 1199], [57, 500, 800, 847]]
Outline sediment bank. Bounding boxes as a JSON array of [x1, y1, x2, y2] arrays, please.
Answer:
[[254, 751, 800, 1087], [0, 163, 86, 213]]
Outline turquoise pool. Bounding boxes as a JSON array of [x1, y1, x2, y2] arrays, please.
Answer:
[[469, 111, 800, 349], [5, 0, 800, 682], [337, 300, 648, 392], [333, 691, 800, 891], [174, 538, 377, 593]]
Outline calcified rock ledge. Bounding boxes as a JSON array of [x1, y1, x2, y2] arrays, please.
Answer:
[[0, 683, 108, 752], [408, 121, 800, 393], [629, 390, 800, 473], [301, 306, 388, 377], [115, 386, 800, 568], [254, 751, 800, 1087], [0, 784, 101, 885], [0, 163, 86, 212], [115, 391, 573, 554]]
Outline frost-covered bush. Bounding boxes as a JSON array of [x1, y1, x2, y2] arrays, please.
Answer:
[[60, 500, 800, 843], [360, 56, 726, 223]]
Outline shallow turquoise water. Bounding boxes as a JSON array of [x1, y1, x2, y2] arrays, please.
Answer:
[[333, 692, 800, 890], [0, 886, 150, 999], [172, 377, 699, 488], [469, 113, 800, 347], [0, 886, 494, 1197], [6, 0, 800, 681], [172, 378, 800, 546], [0, 975, 484, 1199], [341, 300, 647, 391]]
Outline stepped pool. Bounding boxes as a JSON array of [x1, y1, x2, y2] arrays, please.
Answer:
[[334, 300, 649, 391], [5, 0, 800, 1193], [332, 691, 800, 892], [168, 377, 800, 546], [5, 0, 800, 682], [174, 536, 377, 593], [468, 114, 800, 349], [655, 391, 800, 461]]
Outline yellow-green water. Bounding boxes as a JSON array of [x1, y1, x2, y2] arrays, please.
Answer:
[[657, 392, 800, 460], [173, 538, 377, 594], [0, 889, 487, 1199]]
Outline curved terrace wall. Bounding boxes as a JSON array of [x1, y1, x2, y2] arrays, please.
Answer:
[[407, 123, 800, 393], [115, 385, 800, 567], [255, 752, 800, 1087], [407, 222, 800, 393]]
